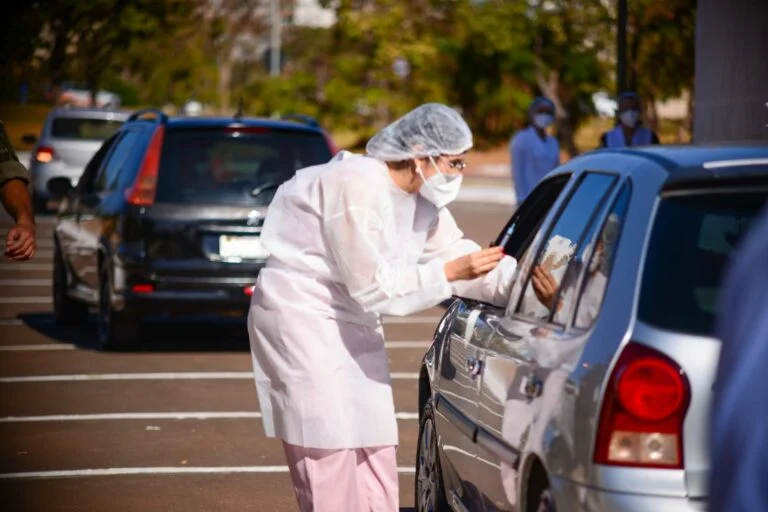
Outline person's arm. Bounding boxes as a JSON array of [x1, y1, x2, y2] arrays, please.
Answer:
[[0, 121, 36, 260], [418, 208, 517, 307], [1, 178, 36, 260], [323, 179, 503, 316]]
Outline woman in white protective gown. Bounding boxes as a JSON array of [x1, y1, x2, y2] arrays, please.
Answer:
[[247, 103, 518, 511]]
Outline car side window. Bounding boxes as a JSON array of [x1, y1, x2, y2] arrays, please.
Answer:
[[94, 130, 142, 193], [514, 173, 618, 324], [495, 174, 571, 259], [75, 134, 120, 195], [572, 181, 632, 329]]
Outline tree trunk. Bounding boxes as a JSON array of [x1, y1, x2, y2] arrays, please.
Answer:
[[218, 56, 233, 114], [48, 29, 68, 105]]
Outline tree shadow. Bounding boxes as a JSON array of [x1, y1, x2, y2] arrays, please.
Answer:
[[17, 312, 250, 353]]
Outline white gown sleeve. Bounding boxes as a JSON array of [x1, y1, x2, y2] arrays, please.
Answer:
[[323, 178, 453, 317], [419, 208, 518, 308]]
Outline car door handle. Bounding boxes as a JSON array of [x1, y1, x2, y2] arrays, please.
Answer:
[[466, 357, 483, 380]]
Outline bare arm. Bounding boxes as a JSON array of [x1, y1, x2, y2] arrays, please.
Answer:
[[1, 179, 36, 260]]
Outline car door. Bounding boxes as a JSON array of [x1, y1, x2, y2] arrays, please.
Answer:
[[57, 133, 119, 296], [435, 174, 572, 511], [77, 127, 148, 290], [475, 172, 621, 511]]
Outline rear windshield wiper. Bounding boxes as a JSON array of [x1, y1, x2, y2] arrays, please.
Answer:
[[250, 182, 282, 197]]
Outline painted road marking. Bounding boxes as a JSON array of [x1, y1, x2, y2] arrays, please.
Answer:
[[0, 297, 52, 304], [382, 315, 440, 324], [0, 371, 420, 383], [0, 279, 50, 286], [0, 264, 51, 271], [0, 466, 416, 479], [0, 411, 419, 422], [0, 344, 76, 351]]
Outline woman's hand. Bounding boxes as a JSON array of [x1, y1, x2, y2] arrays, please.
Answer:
[[531, 265, 561, 311], [444, 246, 504, 282]]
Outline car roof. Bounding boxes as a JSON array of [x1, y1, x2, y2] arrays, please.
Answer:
[[48, 107, 131, 120], [584, 144, 768, 186], [128, 114, 326, 135]]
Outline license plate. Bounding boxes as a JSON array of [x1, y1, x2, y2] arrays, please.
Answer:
[[219, 236, 269, 259]]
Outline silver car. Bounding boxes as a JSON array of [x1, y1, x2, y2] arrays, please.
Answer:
[[25, 107, 129, 211], [415, 145, 768, 511]]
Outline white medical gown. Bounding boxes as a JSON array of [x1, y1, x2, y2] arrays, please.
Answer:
[[247, 153, 517, 449]]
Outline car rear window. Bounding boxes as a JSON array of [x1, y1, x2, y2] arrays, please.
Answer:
[[155, 129, 332, 205], [51, 117, 124, 140], [638, 190, 768, 336]]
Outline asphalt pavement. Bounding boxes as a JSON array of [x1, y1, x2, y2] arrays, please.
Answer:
[[0, 199, 514, 511]]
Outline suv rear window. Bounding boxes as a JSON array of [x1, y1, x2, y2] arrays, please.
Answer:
[[51, 117, 124, 140], [638, 190, 768, 336], [155, 129, 332, 205]]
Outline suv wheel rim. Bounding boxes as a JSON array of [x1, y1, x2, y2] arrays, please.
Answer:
[[417, 417, 437, 512]]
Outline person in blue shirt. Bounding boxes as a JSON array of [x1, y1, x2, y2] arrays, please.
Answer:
[[709, 204, 768, 511], [510, 97, 560, 203], [599, 91, 660, 148]]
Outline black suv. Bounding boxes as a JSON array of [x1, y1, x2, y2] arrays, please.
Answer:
[[48, 109, 336, 349]]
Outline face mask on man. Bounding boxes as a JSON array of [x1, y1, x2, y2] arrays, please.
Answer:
[[533, 114, 554, 130], [620, 109, 640, 128], [416, 156, 463, 208]]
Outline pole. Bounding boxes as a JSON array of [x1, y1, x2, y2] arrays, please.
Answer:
[[270, 0, 282, 76], [617, 0, 627, 97]]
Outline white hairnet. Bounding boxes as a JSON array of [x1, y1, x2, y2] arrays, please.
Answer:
[[366, 103, 473, 161]]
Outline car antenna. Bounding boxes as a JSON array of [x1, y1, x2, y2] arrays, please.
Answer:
[[234, 97, 245, 120]]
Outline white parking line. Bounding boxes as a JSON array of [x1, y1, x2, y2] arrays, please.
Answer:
[[385, 341, 430, 348], [0, 466, 416, 479], [0, 411, 420, 422], [0, 344, 76, 351], [0, 319, 23, 326], [0, 264, 51, 271], [0, 371, 420, 383], [0, 279, 50, 286], [382, 316, 440, 324], [0, 297, 51, 304]]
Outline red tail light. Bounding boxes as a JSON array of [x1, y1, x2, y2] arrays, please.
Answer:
[[244, 285, 255, 296], [35, 146, 55, 163], [131, 284, 154, 294], [125, 126, 165, 206], [594, 342, 690, 469]]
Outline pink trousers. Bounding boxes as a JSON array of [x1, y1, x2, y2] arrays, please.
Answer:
[[282, 442, 399, 512]]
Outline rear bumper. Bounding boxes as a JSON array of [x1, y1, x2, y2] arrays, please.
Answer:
[[115, 266, 264, 316], [550, 476, 707, 512]]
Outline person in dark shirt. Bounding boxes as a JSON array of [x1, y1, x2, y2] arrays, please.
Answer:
[[0, 121, 36, 260]]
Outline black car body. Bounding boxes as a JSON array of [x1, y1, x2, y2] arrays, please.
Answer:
[[49, 109, 336, 348]]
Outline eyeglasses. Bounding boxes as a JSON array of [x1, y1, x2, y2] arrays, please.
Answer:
[[447, 159, 468, 171]]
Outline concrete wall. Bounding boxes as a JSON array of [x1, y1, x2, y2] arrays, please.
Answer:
[[693, 0, 768, 144]]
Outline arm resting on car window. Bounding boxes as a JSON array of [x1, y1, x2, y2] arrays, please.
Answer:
[[419, 208, 517, 307]]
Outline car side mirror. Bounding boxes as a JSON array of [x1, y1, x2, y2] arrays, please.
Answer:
[[47, 177, 74, 198], [22, 134, 37, 145]]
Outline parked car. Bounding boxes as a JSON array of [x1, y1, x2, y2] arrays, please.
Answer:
[[415, 145, 768, 512], [25, 106, 129, 212], [47, 108, 337, 349]]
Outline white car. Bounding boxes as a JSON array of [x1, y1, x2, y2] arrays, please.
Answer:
[[24, 107, 130, 212]]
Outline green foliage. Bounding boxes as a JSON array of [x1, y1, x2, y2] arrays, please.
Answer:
[[8, 0, 695, 151]]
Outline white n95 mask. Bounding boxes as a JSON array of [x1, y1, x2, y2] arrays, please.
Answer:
[[417, 157, 463, 208], [620, 110, 640, 128], [533, 114, 554, 130]]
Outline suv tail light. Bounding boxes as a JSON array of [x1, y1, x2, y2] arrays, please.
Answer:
[[594, 342, 690, 469], [34, 146, 55, 163], [126, 126, 165, 206]]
